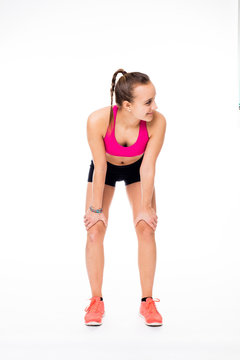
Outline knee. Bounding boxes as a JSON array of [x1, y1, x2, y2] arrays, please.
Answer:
[[87, 220, 107, 243], [135, 219, 155, 236]]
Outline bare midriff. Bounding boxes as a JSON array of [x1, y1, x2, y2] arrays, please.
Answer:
[[105, 153, 144, 166]]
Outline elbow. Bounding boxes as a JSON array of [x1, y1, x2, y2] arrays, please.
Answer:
[[140, 165, 155, 176], [140, 169, 155, 181], [93, 162, 107, 172]]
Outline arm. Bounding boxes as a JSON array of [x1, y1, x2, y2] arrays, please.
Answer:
[[140, 168, 155, 208], [87, 111, 107, 209], [140, 113, 167, 207], [92, 170, 106, 209]]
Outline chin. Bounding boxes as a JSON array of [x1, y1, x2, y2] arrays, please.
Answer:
[[145, 114, 153, 120]]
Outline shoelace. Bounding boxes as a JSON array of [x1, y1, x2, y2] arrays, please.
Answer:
[[145, 298, 160, 313], [84, 297, 102, 313]]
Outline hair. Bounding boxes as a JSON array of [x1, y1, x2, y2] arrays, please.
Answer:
[[108, 68, 150, 130]]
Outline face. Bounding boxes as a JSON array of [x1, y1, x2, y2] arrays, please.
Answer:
[[123, 82, 158, 121]]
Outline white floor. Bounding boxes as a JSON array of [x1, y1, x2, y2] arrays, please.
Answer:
[[1, 299, 240, 360]]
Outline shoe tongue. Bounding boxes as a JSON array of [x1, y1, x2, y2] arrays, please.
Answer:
[[146, 298, 153, 302]]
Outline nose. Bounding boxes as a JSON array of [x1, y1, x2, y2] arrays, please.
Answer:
[[151, 100, 158, 111]]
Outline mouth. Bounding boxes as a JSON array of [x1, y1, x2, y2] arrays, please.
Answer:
[[147, 112, 153, 115]]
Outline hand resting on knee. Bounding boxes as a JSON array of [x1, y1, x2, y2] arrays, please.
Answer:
[[134, 207, 158, 231], [83, 208, 108, 231]]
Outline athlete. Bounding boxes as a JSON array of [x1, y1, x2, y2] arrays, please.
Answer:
[[83, 69, 167, 326]]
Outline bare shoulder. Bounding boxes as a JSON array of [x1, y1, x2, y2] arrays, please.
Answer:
[[87, 106, 111, 137], [147, 110, 167, 138]]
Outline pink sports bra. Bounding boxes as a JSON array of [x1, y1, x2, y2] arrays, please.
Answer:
[[103, 105, 149, 157]]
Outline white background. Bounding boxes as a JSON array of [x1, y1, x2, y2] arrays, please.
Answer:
[[0, 0, 240, 359]]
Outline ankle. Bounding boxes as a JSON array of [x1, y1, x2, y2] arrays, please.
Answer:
[[92, 295, 103, 301], [141, 296, 152, 302]]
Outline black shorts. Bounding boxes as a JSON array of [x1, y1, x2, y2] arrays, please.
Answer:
[[87, 154, 144, 187]]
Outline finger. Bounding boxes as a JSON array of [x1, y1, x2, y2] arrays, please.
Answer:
[[86, 222, 93, 230], [151, 222, 156, 231], [84, 219, 91, 229], [149, 219, 157, 230], [147, 222, 155, 231], [102, 216, 108, 227], [103, 219, 107, 227], [102, 217, 107, 227], [97, 218, 107, 227]]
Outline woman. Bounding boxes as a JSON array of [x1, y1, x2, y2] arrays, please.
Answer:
[[83, 69, 167, 326]]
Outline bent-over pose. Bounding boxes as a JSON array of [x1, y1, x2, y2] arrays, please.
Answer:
[[83, 69, 167, 326]]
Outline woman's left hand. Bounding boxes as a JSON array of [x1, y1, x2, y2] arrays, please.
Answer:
[[134, 206, 158, 231]]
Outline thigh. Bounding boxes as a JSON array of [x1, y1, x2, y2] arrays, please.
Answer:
[[125, 181, 156, 221], [123, 156, 143, 186]]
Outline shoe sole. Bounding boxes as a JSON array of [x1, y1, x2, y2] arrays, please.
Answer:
[[85, 312, 105, 326], [139, 313, 163, 326]]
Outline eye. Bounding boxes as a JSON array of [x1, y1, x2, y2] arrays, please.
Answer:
[[146, 96, 156, 105]]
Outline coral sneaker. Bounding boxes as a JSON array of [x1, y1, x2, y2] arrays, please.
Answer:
[[84, 296, 105, 326], [139, 297, 163, 326]]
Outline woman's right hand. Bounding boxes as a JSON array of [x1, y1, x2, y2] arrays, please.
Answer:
[[83, 207, 108, 231]]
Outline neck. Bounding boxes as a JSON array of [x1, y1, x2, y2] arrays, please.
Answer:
[[116, 107, 140, 129]]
